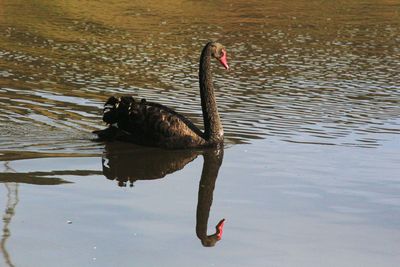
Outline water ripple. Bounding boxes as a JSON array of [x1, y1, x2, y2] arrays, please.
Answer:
[[0, 0, 399, 155]]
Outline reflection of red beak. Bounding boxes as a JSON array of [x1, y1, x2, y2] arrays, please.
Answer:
[[216, 218, 226, 240], [218, 50, 229, 70]]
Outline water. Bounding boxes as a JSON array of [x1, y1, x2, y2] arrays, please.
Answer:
[[0, 0, 399, 266]]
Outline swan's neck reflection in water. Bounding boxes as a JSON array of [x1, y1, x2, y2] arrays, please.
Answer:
[[102, 143, 225, 247], [196, 149, 225, 247]]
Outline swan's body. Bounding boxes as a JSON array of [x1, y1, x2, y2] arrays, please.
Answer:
[[94, 42, 229, 149]]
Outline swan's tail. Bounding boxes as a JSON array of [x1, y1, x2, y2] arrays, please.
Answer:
[[102, 96, 150, 124], [102, 96, 134, 124], [93, 96, 146, 140]]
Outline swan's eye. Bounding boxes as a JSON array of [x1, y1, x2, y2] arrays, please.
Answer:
[[217, 50, 225, 59]]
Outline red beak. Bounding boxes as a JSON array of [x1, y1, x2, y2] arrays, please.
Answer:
[[218, 50, 229, 70], [216, 218, 226, 240]]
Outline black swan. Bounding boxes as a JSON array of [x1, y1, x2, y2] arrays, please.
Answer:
[[94, 42, 229, 149]]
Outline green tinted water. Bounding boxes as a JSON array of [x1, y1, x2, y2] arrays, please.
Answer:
[[0, 1, 399, 266]]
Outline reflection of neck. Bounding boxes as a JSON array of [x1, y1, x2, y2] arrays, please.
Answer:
[[196, 149, 224, 247]]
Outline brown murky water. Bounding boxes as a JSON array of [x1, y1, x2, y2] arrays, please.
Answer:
[[0, 1, 399, 266]]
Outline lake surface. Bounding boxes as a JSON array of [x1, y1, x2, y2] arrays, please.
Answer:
[[1, 0, 400, 266]]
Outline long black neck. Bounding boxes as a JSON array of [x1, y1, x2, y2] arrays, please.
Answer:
[[199, 43, 223, 143]]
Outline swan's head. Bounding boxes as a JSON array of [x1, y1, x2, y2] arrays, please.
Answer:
[[210, 42, 229, 70]]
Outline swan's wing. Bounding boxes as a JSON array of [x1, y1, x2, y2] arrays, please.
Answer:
[[144, 100, 204, 138], [99, 96, 205, 148]]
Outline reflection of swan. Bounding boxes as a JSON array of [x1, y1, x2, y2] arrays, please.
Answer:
[[94, 42, 229, 149], [101, 143, 226, 246], [102, 142, 198, 187]]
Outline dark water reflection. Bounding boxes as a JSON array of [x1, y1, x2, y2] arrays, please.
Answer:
[[102, 142, 225, 247], [102, 143, 199, 187], [0, 143, 226, 253]]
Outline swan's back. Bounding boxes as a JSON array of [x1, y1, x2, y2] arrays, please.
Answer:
[[94, 96, 206, 149]]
